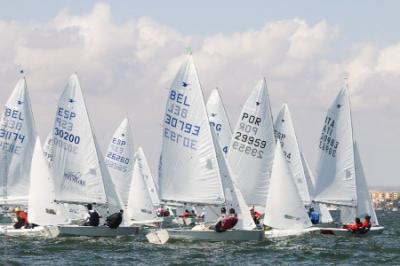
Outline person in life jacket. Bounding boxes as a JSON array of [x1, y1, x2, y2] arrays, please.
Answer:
[[250, 207, 262, 225], [343, 217, 363, 233], [13, 207, 28, 229], [105, 210, 123, 229], [308, 207, 320, 225], [361, 215, 372, 232], [181, 209, 191, 218], [83, 204, 100, 227], [215, 208, 239, 233]]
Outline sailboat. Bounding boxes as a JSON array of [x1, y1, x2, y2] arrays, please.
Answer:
[[274, 103, 333, 223], [1, 138, 69, 237], [105, 118, 135, 208], [206, 88, 232, 155], [49, 74, 138, 237], [127, 147, 163, 226], [146, 55, 263, 244], [227, 79, 275, 208], [314, 85, 384, 236], [0, 78, 36, 206], [263, 141, 319, 238]]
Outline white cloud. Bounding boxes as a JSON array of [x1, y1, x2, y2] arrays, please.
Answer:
[[0, 3, 399, 186]]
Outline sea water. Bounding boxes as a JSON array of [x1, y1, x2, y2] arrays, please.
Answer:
[[1, 211, 399, 265]]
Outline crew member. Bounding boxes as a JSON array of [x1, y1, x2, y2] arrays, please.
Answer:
[[105, 210, 124, 229], [343, 217, 363, 233], [308, 207, 320, 224], [13, 207, 28, 229], [83, 203, 100, 227], [215, 208, 238, 233]]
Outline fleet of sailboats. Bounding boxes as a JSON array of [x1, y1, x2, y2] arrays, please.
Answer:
[[0, 54, 383, 241]]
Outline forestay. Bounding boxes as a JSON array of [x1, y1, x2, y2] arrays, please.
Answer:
[[314, 88, 357, 207], [0, 78, 36, 205], [127, 148, 158, 221], [264, 142, 312, 230], [206, 89, 232, 155], [159, 55, 225, 205], [28, 138, 70, 225], [274, 104, 312, 206], [105, 118, 135, 207], [51, 74, 121, 209], [228, 79, 275, 206]]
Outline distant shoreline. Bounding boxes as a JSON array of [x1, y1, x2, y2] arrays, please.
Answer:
[[369, 186, 400, 192]]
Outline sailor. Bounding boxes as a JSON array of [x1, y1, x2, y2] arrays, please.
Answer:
[[182, 209, 191, 218], [83, 203, 100, 227], [13, 207, 28, 229], [361, 215, 372, 232], [105, 209, 124, 229], [343, 217, 363, 233], [308, 207, 320, 224], [250, 207, 262, 225], [216, 208, 239, 233]]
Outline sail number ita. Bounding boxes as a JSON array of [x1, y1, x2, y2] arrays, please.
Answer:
[[319, 115, 339, 157], [163, 90, 200, 150]]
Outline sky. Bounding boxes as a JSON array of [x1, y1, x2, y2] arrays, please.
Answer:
[[0, 0, 399, 187]]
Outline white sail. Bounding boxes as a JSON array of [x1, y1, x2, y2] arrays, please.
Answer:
[[127, 148, 157, 221], [211, 128, 255, 230], [206, 89, 232, 155], [51, 74, 115, 207], [105, 118, 135, 207], [300, 152, 316, 198], [354, 142, 379, 225], [43, 131, 54, 167], [228, 79, 275, 206], [159, 55, 225, 205], [264, 142, 312, 230], [314, 88, 357, 207], [28, 137, 70, 225], [0, 78, 36, 204], [300, 152, 333, 223], [274, 104, 312, 206], [137, 148, 161, 206]]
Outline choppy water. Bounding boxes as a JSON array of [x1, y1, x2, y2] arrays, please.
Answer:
[[1, 211, 399, 265]]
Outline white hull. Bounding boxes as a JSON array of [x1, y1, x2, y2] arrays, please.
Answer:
[[130, 218, 163, 227], [147, 228, 265, 244], [265, 227, 320, 239], [319, 226, 384, 236], [55, 225, 139, 237], [0, 225, 59, 238]]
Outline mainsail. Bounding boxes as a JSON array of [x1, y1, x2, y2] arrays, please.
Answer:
[[28, 137, 70, 225], [159, 55, 225, 205], [314, 88, 356, 207], [264, 142, 312, 230], [228, 79, 275, 206], [0, 78, 36, 205], [105, 118, 135, 207], [314, 86, 378, 225], [274, 104, 312, 206], [51, 74, 120, 209], [136, 148, 161, 206], [127, 148, 158, 221], [206, 88, 232, 155]]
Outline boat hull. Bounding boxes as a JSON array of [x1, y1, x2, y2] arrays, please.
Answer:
[[55, 225, 139, 237], [148, 228, 265, 243], [265, 227, 320, 239], [0, 225, 59, 237], [319, 226, 384, 236]]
